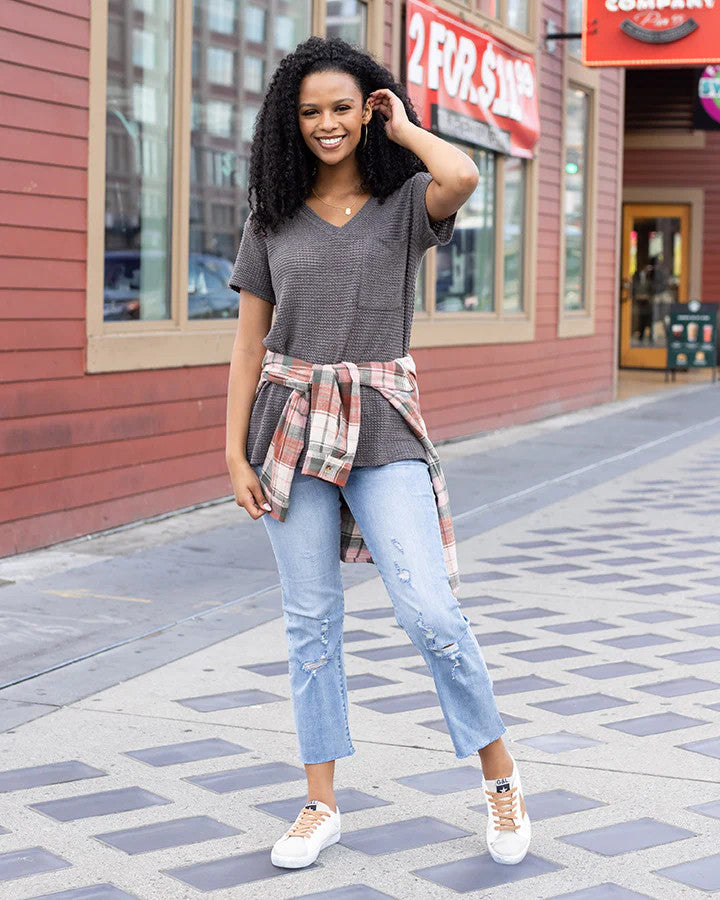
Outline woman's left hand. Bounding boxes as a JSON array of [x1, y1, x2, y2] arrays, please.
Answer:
[[368, 88, 413, 145]]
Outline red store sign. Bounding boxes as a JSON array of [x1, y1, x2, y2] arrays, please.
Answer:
[[583, 0, 720, 67], [405, 0, 540, 158]]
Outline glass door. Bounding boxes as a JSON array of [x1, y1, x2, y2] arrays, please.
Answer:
[[619, 204, 690, 369]]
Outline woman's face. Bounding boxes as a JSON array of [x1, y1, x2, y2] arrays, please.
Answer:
[[297, 70, 371, 166]]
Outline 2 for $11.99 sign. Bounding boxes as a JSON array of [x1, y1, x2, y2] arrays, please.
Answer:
[[405, 0, 539, 158]]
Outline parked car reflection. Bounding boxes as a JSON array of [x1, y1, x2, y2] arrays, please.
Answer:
[[104, 251, 238, 320]]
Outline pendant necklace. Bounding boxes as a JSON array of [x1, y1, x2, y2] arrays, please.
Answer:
[[311, 185, 364, 216]]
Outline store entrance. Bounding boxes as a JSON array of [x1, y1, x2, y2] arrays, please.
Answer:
[[619, 203, 690, 369]]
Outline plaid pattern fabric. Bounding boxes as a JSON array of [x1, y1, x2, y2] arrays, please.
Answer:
[[254, 349, 460, 595]]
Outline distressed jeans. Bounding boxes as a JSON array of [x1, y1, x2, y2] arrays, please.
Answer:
[[252, 459, 506, 765]]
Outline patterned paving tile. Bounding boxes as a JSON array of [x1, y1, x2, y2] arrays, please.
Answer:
[[568, 661, 657, 680], [677, 736, 720, 760], [0, 846, 72, 881], [654, 854, 720, 891], [473, 630, 531, 646], [395, 765, 484, 795], [26, 887, 140, 899], [163, 848, 314, 889], [184, 762, 305, 794], [683, 623, 720, 636], [514, 732, 604, 753], [348, 607, 394, 620], [557, 817, 695, 856], [292, 887, 396, 900], [412, 852, 562, 891], [621, 610, 690, 624], [340, 816, 471, 855], [572, 574, 637, 584], [349, 644, 419, 661], [241, 660, 288, 676], [525, 563, 589, 575], [343, 629, 384, 643], [550, 548, 609, 558], [530, 693, 633, 716], [470, 790, 605, 821], [661, 647, 720, 664], [175, 688, 284, 712], [622, 583, 685, 596], [29, 788, 170, 823], [506, 540, 562, 549], [504, 645, 590, 663], [542, 621, 618, 635], [603, 712, 709, 737], [458, 594, 510, 607], [94, 815, 241, 854], [596, 633, 678, 650], [492, 675, 563, 695], [463, 571, 518, 582], [256, 789, 391, 822], [346, 674, 398, 691], [547, 885, 655, 898], [595, 556, 656, 567], [687, 799, 720, 820], [485, 606, 559, 622], [418, 711, 529, 734], [646, 564, 704, 576], [530, 527, 584, 535], [633, 677, 720, 697], [124, 738, 248, 767], [354, 691, 440, 714], [477, 554, 541, 564], [0, 761, 106, 793]]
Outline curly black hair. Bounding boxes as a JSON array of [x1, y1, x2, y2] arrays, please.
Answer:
[[247, 35, 428, 237]]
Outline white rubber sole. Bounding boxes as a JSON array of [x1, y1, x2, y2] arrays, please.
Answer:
[[270, 829, 341, 869], [487, 820, 532, 866]]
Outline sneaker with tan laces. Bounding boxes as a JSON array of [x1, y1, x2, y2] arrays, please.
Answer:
[[270, 799, 341, 868], [483, 755, 531, 865]]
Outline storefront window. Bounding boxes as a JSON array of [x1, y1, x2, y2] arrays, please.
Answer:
[[564, 87, 589, 312], [104, 0, 174, 322], [436, 149, 495, 313], [189, 0, 312, 318], [503, 156, 525, 312], [567, 0, 582, 59], [325, 1, 368, 47], [506, 0, 528, 32]]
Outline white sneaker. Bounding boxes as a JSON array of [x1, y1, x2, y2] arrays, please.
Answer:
[[483, 756, 531, 865], [270, 799, 341, 868]]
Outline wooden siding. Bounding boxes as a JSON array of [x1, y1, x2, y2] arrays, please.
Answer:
[[624, 131, 720, 303], [0, 0, 622, 557]]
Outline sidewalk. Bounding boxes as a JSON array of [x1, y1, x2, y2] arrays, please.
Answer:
[[1, 384, 720, 898]]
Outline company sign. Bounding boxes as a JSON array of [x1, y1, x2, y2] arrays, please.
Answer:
[[405, 0, 539, 157], [695, 64, 720, 126], [583, 0, 720, 67]]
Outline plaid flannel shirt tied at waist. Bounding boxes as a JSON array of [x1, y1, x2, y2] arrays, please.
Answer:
[[255, 349, 460, 595]]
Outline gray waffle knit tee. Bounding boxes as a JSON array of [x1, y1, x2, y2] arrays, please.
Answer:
[[228, 170, 456, 467]]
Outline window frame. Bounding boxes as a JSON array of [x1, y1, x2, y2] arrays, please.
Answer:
[[86, 0, 382, 373], [557, 40, 599, 340]]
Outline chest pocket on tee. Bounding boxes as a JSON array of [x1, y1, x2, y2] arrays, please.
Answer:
[[358, 231, 407, 309]]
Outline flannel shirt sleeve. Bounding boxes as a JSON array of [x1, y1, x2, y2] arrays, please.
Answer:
[[228, 211, 276, 305], [410, 170, 457, 253]]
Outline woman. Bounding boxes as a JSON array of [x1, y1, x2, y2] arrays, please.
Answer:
[[225, 35, 531, 870]]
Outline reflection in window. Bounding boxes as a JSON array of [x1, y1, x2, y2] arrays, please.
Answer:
[[436, 149, 495, 313], [326, 0, 367, 47], [567, 0, 582, 58], [503, 157, 525, 312], [104, 0, 173, 321], [506, 0, 528, 32], [189, 0, 312, 318], [564, 87, 589, 311]]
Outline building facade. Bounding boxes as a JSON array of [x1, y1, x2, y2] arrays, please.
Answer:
[[1, 0, 623, 557]]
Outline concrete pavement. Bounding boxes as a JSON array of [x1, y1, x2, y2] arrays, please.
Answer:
[[1, 381, 720, 897]]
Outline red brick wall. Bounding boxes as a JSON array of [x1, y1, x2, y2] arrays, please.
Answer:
[[0, 0, 624, 557], [624, 131, 720, 303]]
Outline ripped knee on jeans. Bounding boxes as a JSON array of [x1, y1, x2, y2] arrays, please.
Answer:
[[301, 656, 329, 678], [416, 612, 462, 680]]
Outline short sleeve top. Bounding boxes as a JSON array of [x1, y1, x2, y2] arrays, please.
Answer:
[[229, 170, 456, 467]]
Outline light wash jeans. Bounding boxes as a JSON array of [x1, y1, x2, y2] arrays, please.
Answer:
[[252, 459, 506, 765]]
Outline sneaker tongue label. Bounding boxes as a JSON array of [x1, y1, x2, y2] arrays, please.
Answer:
[[304, 802, 317, 810], [495, 778, 510, 793]]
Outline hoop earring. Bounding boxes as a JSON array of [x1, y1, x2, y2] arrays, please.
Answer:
[[361, 122, 368, 150]]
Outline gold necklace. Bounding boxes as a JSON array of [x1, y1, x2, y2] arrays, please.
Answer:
[[311, 185, 364, 216]]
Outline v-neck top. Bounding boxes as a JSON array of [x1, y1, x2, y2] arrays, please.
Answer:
[[228, 170, 456, 467]]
